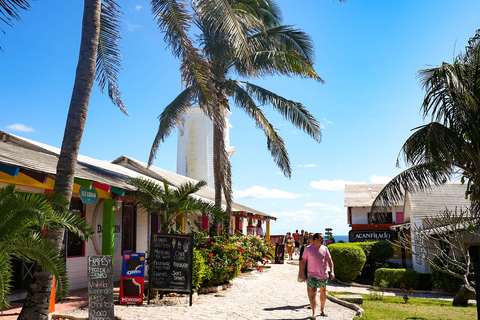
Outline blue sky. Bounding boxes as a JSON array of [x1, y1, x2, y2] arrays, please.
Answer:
[[1, 0, 479, 237]]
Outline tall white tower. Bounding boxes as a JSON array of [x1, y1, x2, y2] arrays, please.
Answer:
[[177, 105, 235, 189]]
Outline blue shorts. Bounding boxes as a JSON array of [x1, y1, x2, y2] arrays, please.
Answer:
[[307, 276, 328, 288]]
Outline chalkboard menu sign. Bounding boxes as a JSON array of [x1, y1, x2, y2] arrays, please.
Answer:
[[148, 234, 193, 305], [88, 255, 114, 320]]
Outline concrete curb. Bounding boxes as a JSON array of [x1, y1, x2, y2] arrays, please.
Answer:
[[333, 279, 454, 296], [327, 294, 364, 318]]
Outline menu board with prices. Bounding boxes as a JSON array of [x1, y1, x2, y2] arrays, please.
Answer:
[[88, 255, 114, 320], [120, 252, 146, 305], [148, 233, 193, 305]]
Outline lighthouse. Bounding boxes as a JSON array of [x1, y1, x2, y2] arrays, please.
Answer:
[[177, 105, 235, 188]]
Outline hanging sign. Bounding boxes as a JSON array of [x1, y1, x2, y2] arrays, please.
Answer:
[[80, 186, 98, 204]]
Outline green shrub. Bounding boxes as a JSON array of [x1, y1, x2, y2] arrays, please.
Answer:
[[354, 241, 395, 280], [370, 241, 395, 264], [417, 273, 432, 290], [192, 248, 206, 289], [374, 268, 418, 288], [329, 243, 366, 282], [430, 257, 473, 292]]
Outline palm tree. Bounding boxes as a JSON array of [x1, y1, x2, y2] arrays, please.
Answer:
[[126, 178, 228, 233], [371, 29, 480, 214], [371, 29, 480, 305], [2, 0, 215, 316], [148, 0, 326, 234], [0, 184, 94, 310]]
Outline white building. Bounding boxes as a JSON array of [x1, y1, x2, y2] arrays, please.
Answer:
[[0, 130, 274, 296], [345, 183, 472, 273], [177, 105, 235, 189]]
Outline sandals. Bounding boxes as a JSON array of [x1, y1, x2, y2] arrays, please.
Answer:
[[320, 311, 328, 317]]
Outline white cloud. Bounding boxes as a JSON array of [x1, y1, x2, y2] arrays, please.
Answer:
[[304, 202, 344, 213], [323, 118, 334, 125], [126, 21, 142, 32], [7, 123, 34, 133], [304, 202, 329, 207], [298, 164, 321, 168], [296, 210, 316, 215], [369, 175, 392, 184], [233, 186, 305, 199], [310, 179, 365, 191], [135, 5, 143, 10]]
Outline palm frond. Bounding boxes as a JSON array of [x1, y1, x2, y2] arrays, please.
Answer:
[[151, 0, 214, 102], [399, 122, 476, 170], [6, 234, 69, 299], [96, 0, 127, 115], [243, 81, 322, 142], [231, 81, 291, 177], [0, 0, 30, 37], [195, 0, 254, 73], [148, 86, 195, 165], [0, 250, 13, 310], [371, 162, 453, 213], [174, 180, 207, 202]]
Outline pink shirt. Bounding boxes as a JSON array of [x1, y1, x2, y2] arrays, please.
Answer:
[[302, 244, 331, 280]]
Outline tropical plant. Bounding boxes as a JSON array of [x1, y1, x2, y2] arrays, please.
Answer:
[[0, 185, 94, 310], [2, 0, 212, 317], [371, 29, 480, 214], [148, 0, 333, 235], [126, 178, 229, 233], [371, 29, 480, 306]]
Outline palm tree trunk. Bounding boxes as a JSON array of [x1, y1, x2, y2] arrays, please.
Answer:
[[18, 1, 102, 319], [210, 122, 223, 235]]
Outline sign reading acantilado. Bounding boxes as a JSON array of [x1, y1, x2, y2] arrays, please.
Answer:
[[348, 230, 396, 242]]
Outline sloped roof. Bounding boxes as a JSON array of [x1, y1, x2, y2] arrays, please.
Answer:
[[406, 183, 470, 219], [0, 131, 275, 219], [111, 156, 272, 217], [344, 184, 394, 207]]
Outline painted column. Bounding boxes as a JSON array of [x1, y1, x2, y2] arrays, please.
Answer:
[[102, 198, 115, 256], [266, 220, 270, 243], [202, 216, 209, 230], [176, 214, 185, 233]]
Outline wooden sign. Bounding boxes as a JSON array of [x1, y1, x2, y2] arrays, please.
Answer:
[[148, 234, 193, 305], [88, 255, 114, 320]]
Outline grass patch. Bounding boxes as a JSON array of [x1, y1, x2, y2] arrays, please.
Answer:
[[329, 292, 477, 319]]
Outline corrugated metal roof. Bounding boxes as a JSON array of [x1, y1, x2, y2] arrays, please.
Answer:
[[0, 131, 275, 219], [111, 156, 274, 218]]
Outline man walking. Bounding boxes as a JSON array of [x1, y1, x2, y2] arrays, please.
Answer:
[[299, 233, 334, 318]]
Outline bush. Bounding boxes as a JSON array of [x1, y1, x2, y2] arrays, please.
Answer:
[[329, 243, 366, 282], [370, 241, 395, 264], [430, 257, 473, 292], [187, 230, 274, 288], [417, 273, 432, 291], [192, 248, 206, 289], [374, 268, 418, 289], [354, 241, 395, 280]]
